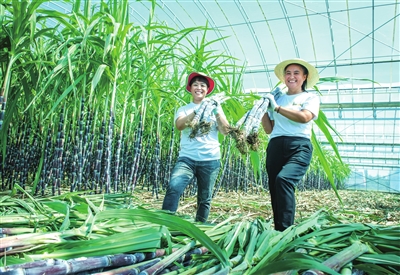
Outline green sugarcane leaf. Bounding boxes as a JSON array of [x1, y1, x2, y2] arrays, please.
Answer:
[[178, 259, 219, 275], [253, 210, 328, 266], [244, 221, 259, 264], [91, 64, 108, 93], [141, 240, 196, 274], [42, 201, 69, 215], [0, 254, 35, 267], [42, 201, 71, 231], [319, 76, 380, 85], [249, 252, 340, 275], [293, 222, 371, 247], [357, 253, 400, 266], [44, 74, 85, 120], [311, 130, 342, 205], [29, 228, 163, 260], [93, 208, 230, 268], [353, 263, 398, 275], [366, 226, 400, 240], [249, 151, 261, 182], [0, 231, 64, 249], [237, 221, 251, 252], [12, 184, 48, 214], [224, 221, 246, 258], [84, 204, 95, 236], [314, 110, 343, 163]]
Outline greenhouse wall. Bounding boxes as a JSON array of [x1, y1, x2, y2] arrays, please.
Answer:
[[345, 168, 400, 193]]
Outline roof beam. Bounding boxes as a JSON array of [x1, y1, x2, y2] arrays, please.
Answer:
[[320, 101, 400, 109]]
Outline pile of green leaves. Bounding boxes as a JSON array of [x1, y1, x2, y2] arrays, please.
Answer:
[[0, 186, 399, 275]]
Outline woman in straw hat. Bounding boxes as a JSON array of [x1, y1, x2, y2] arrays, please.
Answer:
[[162, 72, 230, 223], [261, 58, 320, 231]]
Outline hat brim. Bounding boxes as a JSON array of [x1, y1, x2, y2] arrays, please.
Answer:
[[186, 72, 215, 95], [274, 58, 319, 89]]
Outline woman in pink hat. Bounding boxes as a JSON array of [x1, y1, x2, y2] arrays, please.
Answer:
[[162, 72, 230, 223], [262, 59, 320, 231]]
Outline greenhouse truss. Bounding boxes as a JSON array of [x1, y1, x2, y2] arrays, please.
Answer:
[[1, 0, 399, 193], [1, 1, 400, 274], [42, 0, 399, 192]]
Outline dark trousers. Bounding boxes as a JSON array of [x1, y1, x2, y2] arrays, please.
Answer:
[[266, 136, 313, 231]]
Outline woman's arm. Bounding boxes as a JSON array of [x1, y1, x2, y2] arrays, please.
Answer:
[[261, 113, 274, 134], [175, 112, 196, 130], [215, 112, 230, 136], [274, 107, 315, 123]]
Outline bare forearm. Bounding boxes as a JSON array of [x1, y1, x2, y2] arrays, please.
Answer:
[[215, 113, 230, 135], [274, 106, 314, 123], [175, 112, 196, 130], [261, 113, 273, 134]]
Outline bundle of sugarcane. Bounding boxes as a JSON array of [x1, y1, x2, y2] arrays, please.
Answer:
[[187, 95, 227, 139], [229, 87, 282, 154], [228, 97, 269, 154], [0, 246, 212, 275]]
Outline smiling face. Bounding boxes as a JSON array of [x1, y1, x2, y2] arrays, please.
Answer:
[[189, 76, 209, 104], [284, 64, 308, 94]]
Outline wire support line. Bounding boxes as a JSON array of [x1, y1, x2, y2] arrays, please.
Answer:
[[234, 0, 272, 87], [279, 0, 300, 58], [318, 13, 400, 74], [243, 59, 400, 74]]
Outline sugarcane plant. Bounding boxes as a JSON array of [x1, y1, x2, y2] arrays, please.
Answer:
[[0, 0, 352, 197], [0, 2, 396, 274]]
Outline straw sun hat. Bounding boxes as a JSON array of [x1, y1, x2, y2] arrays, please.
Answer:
[[186, 72, 215, 95], [274, 58, 319, 89]]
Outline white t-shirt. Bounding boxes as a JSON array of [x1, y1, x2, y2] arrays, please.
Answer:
[[269, 92, 320, 140], [175, 102, 223, 161]]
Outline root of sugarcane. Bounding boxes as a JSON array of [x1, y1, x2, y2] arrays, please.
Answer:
[[228, 126, 248, 154], [186, 100, 216, 139], [229, 97, 268, 154], [189, 121, 212, 139], [188, 119, 198, 130], [198, 121, 212, 136], [246, 132, 260, 152], [188, 122, 200, 139]]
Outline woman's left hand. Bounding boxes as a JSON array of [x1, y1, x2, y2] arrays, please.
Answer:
[[264, 94, 279, 111]]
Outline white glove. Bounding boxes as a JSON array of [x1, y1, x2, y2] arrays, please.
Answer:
[[270, 86, 283, 99], [211, 100, 219, 115], [264, 94, 279, 112]]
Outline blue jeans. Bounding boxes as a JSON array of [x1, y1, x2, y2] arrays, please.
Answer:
[[266, 136, 313, 231], [162, 157, 221, 222]]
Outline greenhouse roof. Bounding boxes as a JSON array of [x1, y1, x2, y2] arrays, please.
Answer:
[[44, 0, 399, 192]]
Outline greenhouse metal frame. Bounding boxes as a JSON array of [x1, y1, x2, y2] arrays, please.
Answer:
[[11, 0, 400, 192]]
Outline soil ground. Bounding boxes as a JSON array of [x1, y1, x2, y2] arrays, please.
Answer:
[[136, 189, 400, 226]]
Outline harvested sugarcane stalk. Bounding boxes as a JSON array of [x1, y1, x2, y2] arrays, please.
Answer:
[[188, 100, 216, 138], [229, 87, 282, 154], [187, 95, 226, 139], [1, 247, 208, 275], [0, 254, 143, 275], [228, 113, 250, 154], [188, 100, 212, 130], [94, 258, 161, 275], [302, 241, 370, 275], [139, 240, 196, 275], [228, 97, 268, 154]]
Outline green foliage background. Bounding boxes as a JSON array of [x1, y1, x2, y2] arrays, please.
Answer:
[[1, 2, 399, 274], [0, 0, 349, 197]]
